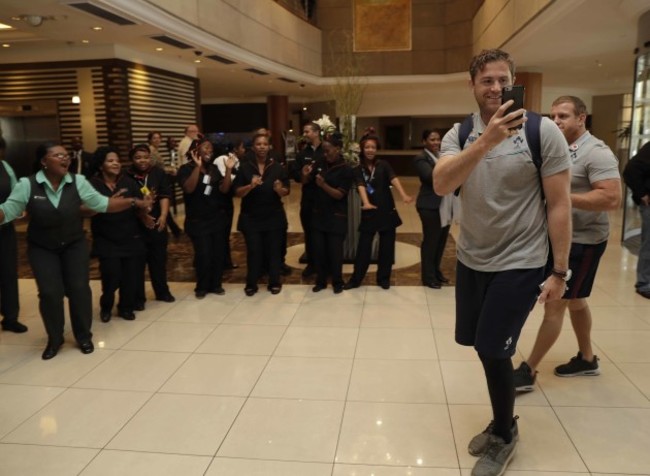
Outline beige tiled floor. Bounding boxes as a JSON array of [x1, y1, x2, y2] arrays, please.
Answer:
[[1, 179, 649, 475]]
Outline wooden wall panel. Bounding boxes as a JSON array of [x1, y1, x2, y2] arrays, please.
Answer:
[[0, 69, 81, 150]]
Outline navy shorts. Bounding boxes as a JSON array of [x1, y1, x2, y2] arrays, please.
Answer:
[[455, 261, 544, 359], [547, 241, 607, 299]]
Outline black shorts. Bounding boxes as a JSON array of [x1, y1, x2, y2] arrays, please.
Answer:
[[552, 241, 607, 299], [455, 261, 544, 359]]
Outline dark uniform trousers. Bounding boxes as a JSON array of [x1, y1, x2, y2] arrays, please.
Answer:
[[189, 229, 226, 292], [351, 229, 396, 286], [417, 208, 450, 284], [300, 199, 315, 265], [137, 229, 171, 302], [312, 229, 345, 287], [244, 228, 284, 289], [99, 256, 138, 313], [0, 224, 19, 323], [28, 239, 93, 344]]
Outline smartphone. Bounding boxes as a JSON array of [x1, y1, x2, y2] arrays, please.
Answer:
[[502, 85, 525, 129]]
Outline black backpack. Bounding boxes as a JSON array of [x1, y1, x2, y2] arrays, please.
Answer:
[[457, 111, 544, 198]]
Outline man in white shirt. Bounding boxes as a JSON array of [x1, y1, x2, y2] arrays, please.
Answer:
[[177, 124, 201, 163]]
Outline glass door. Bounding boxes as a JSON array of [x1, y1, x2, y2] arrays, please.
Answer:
[[622, 50, 650, 246]]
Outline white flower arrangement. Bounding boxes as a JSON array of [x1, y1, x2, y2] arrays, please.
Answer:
[[313, 114, 336, 136], [343, 140, 360, 165]]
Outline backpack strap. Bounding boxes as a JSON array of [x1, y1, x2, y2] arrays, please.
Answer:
[[458, 114, 474, 150], [523, 111, 544, 199], [454, 114, 475, 196], [524, 111, 542, 171]]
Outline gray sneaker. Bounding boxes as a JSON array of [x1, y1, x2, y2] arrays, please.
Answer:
[[471, 434, 517, 476], [554, 351, 600, 377], [514, 361, 537, 392], [468, 416, 519, 456]]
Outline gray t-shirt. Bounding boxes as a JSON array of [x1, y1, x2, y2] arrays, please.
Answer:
[[569, 132, 620, 244], [440, 114, 570, 272]]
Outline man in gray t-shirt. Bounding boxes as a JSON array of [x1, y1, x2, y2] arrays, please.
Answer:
[[514, 96, 621, 392], [434, 49, 572, 476]]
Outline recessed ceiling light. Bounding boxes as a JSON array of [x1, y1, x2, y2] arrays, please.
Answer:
[[194, 59, 201, 63], [82, 39, 90, 44], [92, 26, 103, 31], [0, 22, 13, 30], [2, 43, 10, 48], [155, 47, 163, 51]]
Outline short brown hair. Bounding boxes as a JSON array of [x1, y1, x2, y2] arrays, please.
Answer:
[[469, 49, 515, 82], [552, 96, 587, 116]]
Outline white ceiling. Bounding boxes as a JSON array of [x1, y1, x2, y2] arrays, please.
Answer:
[[0, 0, 647, 106]]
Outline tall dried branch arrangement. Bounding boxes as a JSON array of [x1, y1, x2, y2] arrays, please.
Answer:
[[328, 31, 367, 163], [328, 31, 367, 119]]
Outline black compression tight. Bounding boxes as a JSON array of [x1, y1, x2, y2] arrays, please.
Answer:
[[478, 353, 515, 443]]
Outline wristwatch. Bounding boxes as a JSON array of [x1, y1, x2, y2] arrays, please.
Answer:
[[550, 268, 572, 282]]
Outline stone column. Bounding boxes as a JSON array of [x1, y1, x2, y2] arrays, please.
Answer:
[[267, 95, 289, 157]]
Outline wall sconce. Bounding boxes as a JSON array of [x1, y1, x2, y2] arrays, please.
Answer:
[[72, 95, 81, 104]]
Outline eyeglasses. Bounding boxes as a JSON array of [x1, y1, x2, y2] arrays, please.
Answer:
[[48, 153, 70, 160]]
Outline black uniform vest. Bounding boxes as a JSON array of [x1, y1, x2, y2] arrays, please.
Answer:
[[27, 175, 84, 249]]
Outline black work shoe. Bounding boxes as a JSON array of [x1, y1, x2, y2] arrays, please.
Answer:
[[79, 340, 94, 354], [343, 281, 360, 290], [134, 301, 145, 311], [195, 290, 207, 299], [312, 284, 326, 293], [42, 341, 62, 360], [424, 281, 442, 289], [209, 287, 226, 296], [118, 311, 136, 321], [156, 294, 176, 303], [1, 320, 28, 333], [100, 309, 111, 323]]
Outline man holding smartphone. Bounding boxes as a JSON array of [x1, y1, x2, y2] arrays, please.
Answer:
[[434, 49, 572, 476], [514, 96, 621, 391]]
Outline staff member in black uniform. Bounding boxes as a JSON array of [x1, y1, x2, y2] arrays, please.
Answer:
[[234, 133, 290, 296], [413, 129, 451, 289], [127, 144, 175, 309], [178, 138, 235, 298], [89, 147, 146, 322], [214, 139, 245, 270], [309, 132, 354, 294], [0, 142, 152, 359], [344, 131, 413, 290], [291, 122, 324, 278], [0, 137, 28, 333]]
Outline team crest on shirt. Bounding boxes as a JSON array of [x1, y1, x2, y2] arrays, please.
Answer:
[[504, 336, 513, 351]]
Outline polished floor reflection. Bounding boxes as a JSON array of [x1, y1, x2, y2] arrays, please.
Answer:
[[0, 179, 649, 475]]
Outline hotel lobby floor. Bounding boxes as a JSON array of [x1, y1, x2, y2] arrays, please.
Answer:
[[1, 178, 649, 475]]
